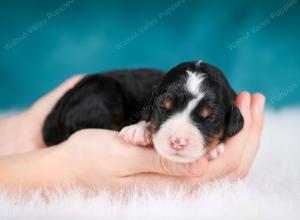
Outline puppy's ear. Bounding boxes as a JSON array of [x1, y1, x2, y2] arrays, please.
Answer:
[[225, 104, 244, 137]]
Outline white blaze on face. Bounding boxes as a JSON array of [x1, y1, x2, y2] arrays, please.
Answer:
[[152, 70, 206, 163]]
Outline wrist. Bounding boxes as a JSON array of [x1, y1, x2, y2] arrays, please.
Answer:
[[57, 140, 89, 188], [42, 144, 82, 188], [60, 135, 107, 189]]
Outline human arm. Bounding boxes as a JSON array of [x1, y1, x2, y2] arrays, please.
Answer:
[[0, 75, 265, 193]]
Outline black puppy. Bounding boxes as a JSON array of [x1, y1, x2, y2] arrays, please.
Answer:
[[43, 61, 243, 163]]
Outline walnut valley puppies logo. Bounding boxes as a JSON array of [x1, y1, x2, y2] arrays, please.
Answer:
[[118, 81, 183, 129], [114, 0, 186, 50], [270, 83, 298, 104], [228, 0, 298, 51], [3, 0, 75, 51]]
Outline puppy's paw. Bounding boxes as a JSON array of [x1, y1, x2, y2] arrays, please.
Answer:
[[217, 143, 224, 154], [207, 143, 225, 160], [119, 121, 152, 146]]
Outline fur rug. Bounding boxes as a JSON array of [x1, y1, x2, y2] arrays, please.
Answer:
[[0, 109, 299, 220]]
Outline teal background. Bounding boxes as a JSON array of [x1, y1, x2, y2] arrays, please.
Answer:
[[0, 0, 299, 109]]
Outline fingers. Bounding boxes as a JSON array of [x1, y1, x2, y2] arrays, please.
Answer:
[[221, 91, 252, 155], [119, 173, 202, 193], [250, 93, 265, 132], [201, 91, 252, 181], [124, 92, 265, 182], [126, 146, 208, 177], [228, 93, 265, 179], [91, 130, 208, 178], [229, 91, 252, 138]]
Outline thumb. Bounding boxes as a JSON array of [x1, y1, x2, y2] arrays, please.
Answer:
[[129, 146, 208, 177]]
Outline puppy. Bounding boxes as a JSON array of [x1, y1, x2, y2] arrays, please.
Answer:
[[43, 61, 244, 163], [43, 68, 164, 146]]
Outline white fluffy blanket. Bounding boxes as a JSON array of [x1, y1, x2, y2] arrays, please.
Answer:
[[0, 109, 299, 219]]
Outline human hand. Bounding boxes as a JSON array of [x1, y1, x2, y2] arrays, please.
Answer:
[[0, 75, 84, 155], [199, 91, 265, 181], [59, 129, 208, 190], [124, 92, 265, 189], [19, 75, 84, 151], [58, 91, 264, 192], [0, 91, 264, 193], [120, 92, 265, 190]]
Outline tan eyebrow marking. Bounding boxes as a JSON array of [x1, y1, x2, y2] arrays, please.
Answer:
[[163, 98, 173, 110], [200, 105, 212, 118]]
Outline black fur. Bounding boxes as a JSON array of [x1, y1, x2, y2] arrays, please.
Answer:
[[43, 69, 164, 146], [147, 61, 244, 145], [43, 61, 243, 147]]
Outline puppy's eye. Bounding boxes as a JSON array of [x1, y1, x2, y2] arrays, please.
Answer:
[[163, 98, 173, 110], [199, 105, 212, 119]]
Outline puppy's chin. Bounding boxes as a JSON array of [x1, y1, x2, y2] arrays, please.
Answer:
[[152, 137, 206, 163], [156, 150, 204, 163]]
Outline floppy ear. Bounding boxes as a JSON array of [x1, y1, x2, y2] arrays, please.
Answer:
[[225, 104, 244, 137]]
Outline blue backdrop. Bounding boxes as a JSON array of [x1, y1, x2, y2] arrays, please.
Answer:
[[0, 0, 299, 109]]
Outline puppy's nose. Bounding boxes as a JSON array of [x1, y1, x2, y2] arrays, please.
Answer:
[[170, 137, 188, 151]]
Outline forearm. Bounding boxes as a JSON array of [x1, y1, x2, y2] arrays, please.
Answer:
[[0, 111, 44, 155], [0, 144, 77, 193], [0, 113, 24, 155]]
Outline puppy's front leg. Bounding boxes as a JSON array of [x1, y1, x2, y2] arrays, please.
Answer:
[[119, 121, 152, 146]]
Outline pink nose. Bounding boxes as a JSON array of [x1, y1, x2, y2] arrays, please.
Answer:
[[170, 137, 188, 151]]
